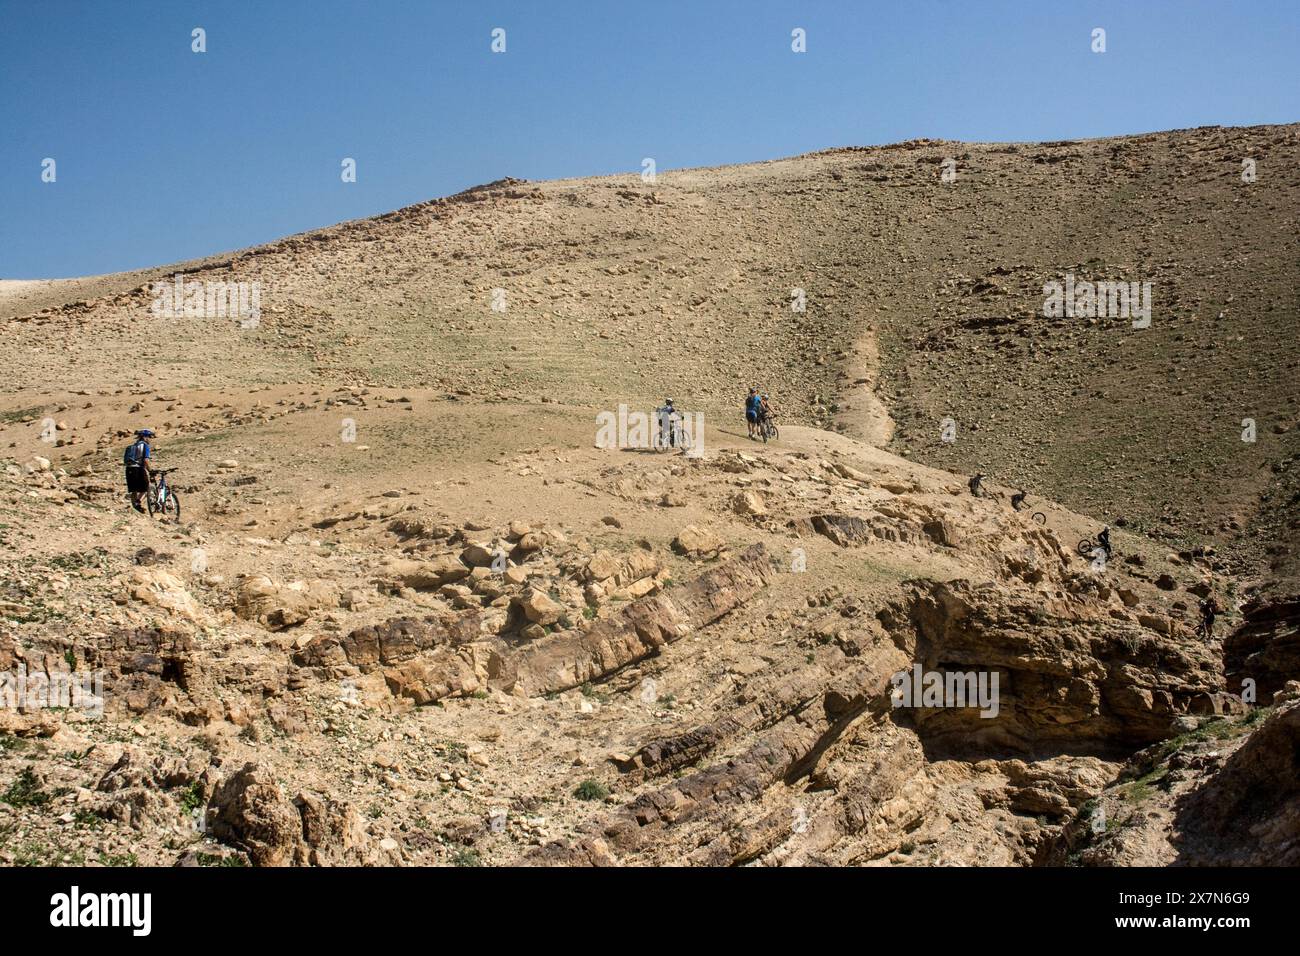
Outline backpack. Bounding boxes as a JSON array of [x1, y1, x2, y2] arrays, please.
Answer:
[[124, 440, 148, 467]]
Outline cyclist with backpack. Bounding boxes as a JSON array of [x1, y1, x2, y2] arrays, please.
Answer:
[[124, 429, 154, 513], [745, 388, 761, 439]]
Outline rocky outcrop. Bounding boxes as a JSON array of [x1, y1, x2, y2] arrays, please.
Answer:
[[95, 747, 208, 831], [504, 543, 773, 696], [1172, 698, 1300, 865], [1045, 694, 1300, 867], [671, 524, 725, 557], [528, 645, 908, 866], [293, 612, 483, 671], [294, 611, 494, 704], [123, 567, 203, 622], [292, 544, 773, 705], [1223, 592, 1300, 704], [881, 579, 1224, 756], [207, 762, 396, 866]]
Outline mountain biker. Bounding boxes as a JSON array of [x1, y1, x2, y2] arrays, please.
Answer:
[[655, 399, 680, 449], [1097, 525, 1112, 559], [123, 429, 154, 513], [745, 388, 761, 439], [1010, 490, 1028, 511], [968, 473, 984, 497], [758, 394, 775, 434], [1198, 595, 1222, 638]]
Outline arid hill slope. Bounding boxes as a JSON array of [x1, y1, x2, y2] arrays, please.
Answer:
[[4, 124, 1297, 581]]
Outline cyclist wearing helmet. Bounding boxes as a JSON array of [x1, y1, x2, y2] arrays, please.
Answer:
[[124, 429, 154, 513], [655, 399, 679, 449], [745, 388, 761, 439]]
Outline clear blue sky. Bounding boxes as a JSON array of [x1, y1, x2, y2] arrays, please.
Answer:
[[3, 0, 1297, 278]]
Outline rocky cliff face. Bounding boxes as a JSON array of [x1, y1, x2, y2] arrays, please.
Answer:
[[1046, 689, 1300, 867]]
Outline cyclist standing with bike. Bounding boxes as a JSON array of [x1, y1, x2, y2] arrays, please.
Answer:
[[123, 428, 154, 514], [745, 388, 761, 440], [656, 399, 681, 450], [1198, 595, 1222, 639], [758, 394, 775, 437]]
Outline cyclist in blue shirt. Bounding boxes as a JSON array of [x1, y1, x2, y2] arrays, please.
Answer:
[[745, 388, 761, 439], [123, 429, 154, 513]]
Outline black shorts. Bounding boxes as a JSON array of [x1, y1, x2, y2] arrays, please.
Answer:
[[125, 467, 149, 493]]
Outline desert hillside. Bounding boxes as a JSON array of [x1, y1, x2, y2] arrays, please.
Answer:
[[1, 124, 1297, 867]]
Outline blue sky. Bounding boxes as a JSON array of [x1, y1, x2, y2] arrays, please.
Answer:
[[2, 0, 1297, 278]]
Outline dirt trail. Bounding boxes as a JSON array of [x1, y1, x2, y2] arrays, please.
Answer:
[[833, 328, 895, 447]]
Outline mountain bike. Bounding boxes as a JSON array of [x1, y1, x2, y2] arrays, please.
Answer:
[[1010, 493, 1046, 524], [1077, 537, 1110, 558], [757, 415, 778, 443], [652, 420, 692, 453], [147, 468, 181, 520]]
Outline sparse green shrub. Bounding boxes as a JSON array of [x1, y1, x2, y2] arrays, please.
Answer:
[[3, 768, 51, 808], [574, 779, 608, 801]]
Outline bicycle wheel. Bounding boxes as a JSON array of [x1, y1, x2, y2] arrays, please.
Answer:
[[146, 487, 157, 517], [1031, 512, 1046, 525], [767, 423, 779, 441], [760, 421, 769, 444], [1077, 538, 1094, 557], [163, 490, 181, 521]]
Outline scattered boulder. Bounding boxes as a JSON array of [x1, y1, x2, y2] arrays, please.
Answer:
[[234, 576, 338, 629], [379, 555, 470, 590], [124, 568, 203, 622], [672, 524, 724, 557], [515, 588, 563, 627]]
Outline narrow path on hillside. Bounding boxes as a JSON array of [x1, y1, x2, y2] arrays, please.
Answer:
[[833, 327, 895, 447]]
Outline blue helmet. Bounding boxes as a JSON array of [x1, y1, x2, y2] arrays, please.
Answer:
[[135, 429, 155, 438]]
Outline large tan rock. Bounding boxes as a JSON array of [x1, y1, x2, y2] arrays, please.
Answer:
[[515, 588, 563, 626], [460, 542, 498, 567], [294, 611, 482, 670], [380, 555, 469, 590], [207, 763, 304, 866], [585, 550, 622, 582], [618, 550, 661, 585], [126, 568, 202, 622], [234, 575, 337, 629], [732, 490, 768, 517], [672, 524, 725, 557]]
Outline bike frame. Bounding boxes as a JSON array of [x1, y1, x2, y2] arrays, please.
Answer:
[[149, 472, 175, 511]]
